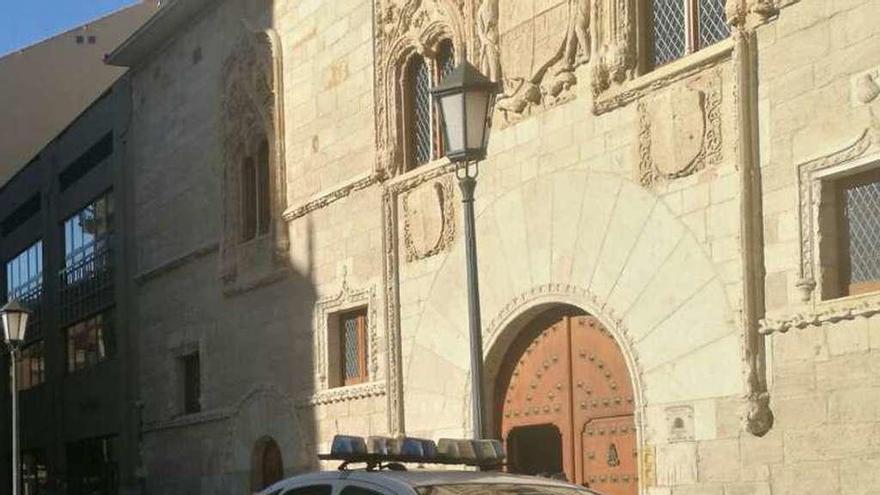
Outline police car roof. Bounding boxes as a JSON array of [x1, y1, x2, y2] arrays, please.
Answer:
[[262, 470, 593, 495]]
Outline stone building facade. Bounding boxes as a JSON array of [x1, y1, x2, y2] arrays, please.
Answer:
[[105, 0, 880, 493]]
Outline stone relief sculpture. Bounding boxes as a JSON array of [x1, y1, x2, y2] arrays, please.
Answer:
[[477, 0, 501, 82], [490, 0, 593, 124]]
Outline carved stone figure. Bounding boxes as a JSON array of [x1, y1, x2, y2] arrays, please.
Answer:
[[477, 0, 502, 82], [563, 0, 591, 68]]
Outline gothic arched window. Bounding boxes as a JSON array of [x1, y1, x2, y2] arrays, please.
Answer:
[[403, 39, 456, 171], [241, 136, 271, 242], [650, 0, 729, 68]]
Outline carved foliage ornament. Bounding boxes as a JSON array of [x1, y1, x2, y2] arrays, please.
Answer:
[[403, 176, 456, 262], [219, 26, 290, 287], [638, 71, 723, 187]]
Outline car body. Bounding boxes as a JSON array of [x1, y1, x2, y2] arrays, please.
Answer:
[[258, 469, 601, 495]]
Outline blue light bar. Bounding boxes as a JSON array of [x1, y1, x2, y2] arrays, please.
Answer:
[[330, 435, 368, 456]]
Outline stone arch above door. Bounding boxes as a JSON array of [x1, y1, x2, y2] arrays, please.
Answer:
[[401, 169, 744, 440]]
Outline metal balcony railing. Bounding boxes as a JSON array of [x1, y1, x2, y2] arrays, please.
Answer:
[[59, 239, 113, 325]]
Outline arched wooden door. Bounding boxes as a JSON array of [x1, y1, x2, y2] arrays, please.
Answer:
[[496, 309, 637, 495], [251, 436, 283, 492]]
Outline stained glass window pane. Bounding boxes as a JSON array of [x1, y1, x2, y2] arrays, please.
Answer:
[[843, 178, 880, 285], [409, 55, 433, 168], [343, 317, 360, 380], [652, 0, 687, 67], [698, 0, 730, 49]]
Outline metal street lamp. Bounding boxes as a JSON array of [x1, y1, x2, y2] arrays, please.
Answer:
[[431, 60, 499, 440], [2, 300, 31, 495]]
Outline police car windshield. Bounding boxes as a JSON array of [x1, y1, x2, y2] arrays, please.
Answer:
[[415, 484, 593, 495]]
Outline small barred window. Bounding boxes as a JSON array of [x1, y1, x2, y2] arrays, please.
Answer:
[[651, 0, 729, 68]]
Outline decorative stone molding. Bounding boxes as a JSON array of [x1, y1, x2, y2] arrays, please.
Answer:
[[402, 175, 456, 261], [282, 172, 382, 222], [373, 0, 467, 177], [313, 272, 380, 391], [219, 25, 290, 292], [222, 384, 309, 474], [760, 296, 880, 334], [299, 381, 387, 407], [637, 70, 723, 187], [796, 130, 877, 302], [725, 0, 779, 29], [143, 407, 231, 433], [482, 283, 646, 406], [594, 38, 733, 115], [589, 0, 638, 101], [382, 159, 458, 434]]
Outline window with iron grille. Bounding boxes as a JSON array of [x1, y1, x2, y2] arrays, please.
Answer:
[[340, 308, 368, 386], [17, 340, 45, 391], [836, 169, 880, 297], [182, 351, 201, 414], [404, 40, 456, 171], [650, 0, 729, 68], [66, 311, 115, 373]]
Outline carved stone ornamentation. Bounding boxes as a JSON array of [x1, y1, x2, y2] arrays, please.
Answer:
[[796, 130, 874, 300], [313, 273, 380, 389], [219, 25, 290, 292], [491, 0, 593, 125], [373, 0, 467, 177], [403, 176, 456, 262], [760, 297, 880, 334], [638, 73, 723, 187]]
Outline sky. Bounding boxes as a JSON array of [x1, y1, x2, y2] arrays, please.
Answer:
[[0, 0, 139, 56]]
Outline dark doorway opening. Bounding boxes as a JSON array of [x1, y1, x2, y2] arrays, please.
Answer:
[[507, 424, 565, 478], [251, 436, 284, 492]]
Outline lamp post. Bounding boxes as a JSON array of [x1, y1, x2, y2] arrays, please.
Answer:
[[430, 61, 499, 440], [2, 300, 31, 495]]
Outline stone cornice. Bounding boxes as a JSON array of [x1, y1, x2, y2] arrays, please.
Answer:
[[282, 171, 381, 222]]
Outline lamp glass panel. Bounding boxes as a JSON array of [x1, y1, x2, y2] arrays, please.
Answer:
[[464, 90, 491, 152], [2, 309, 28, 343], [438, 92, 465, 155]]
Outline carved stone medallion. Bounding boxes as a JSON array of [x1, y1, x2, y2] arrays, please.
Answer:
[[403, 177, 456, 261], [649, 86, 706, 175], [638, 73, 723, 187]]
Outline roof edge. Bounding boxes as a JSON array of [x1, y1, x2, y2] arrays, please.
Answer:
[[107, 0, 214, 67]]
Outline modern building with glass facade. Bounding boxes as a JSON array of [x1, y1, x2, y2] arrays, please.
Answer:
[[0, 79, 138, 495]]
